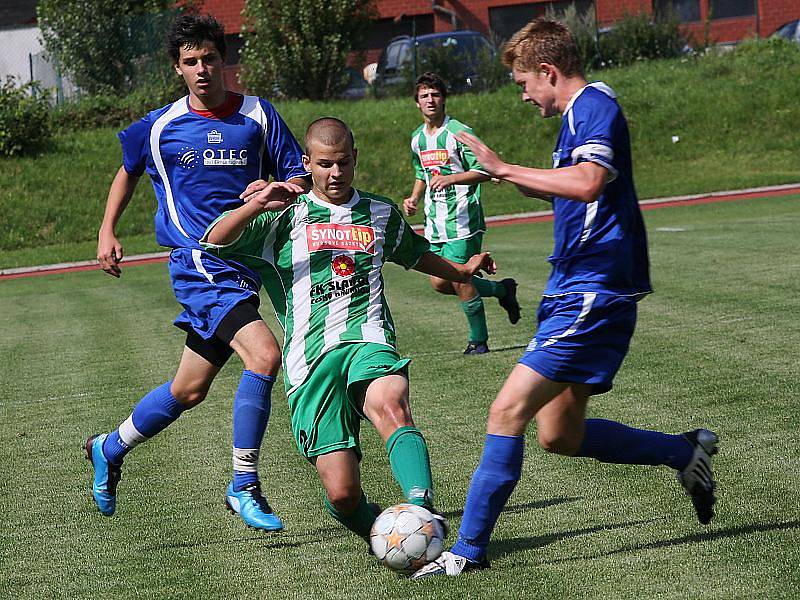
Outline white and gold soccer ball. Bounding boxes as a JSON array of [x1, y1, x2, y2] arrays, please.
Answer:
[[369, 503, 445, 574]]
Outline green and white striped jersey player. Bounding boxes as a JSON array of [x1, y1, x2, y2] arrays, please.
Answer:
[[203, 115, 497, 549], [210, 189, 429, 394], [411, 116, 488, 243], [405, 73, 521, 356]]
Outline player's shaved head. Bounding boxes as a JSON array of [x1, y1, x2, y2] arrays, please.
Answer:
[[305, 117, 355, 153]]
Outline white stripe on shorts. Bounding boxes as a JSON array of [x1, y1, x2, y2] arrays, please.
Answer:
[[542, 292, 597, 347]]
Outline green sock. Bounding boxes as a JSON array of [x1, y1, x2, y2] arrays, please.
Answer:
[[461, 295, 488, 343], [323, 491, 376, 539], [386, 426, 434, 508], [472, 276, 505, 299]]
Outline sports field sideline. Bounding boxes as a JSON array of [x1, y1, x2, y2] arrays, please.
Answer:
[[1, 191, 798, 599]]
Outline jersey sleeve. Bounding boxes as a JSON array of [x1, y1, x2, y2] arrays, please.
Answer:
[[259, 99, 309, 182], [386, 207, 430, 269], [117, 116, 151, 177], [457, 126, 489, 175], [411, 146, 425, 181], [203, 210, 281, 258], [570, 99, 620, 182]]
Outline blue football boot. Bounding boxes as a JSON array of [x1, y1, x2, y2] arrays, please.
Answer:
[[225, 482, 284, 532], [85, 434, 121, 516]]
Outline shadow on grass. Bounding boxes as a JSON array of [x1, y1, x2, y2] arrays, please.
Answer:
[[491, 518, 658, 561], [150, 525, 345, 551], [541, 520, 800, 564], [441, 497, 582, 521], [407, 343, 528, 358]]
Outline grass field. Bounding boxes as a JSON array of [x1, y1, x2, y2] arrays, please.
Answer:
[[2, 194, 799, 599]]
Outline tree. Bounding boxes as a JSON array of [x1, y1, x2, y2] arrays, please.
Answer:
[[37, 0, 183, 95], [241, 0, 376, 100]]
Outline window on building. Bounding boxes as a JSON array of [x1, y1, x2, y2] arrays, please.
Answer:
[[653, 0, 701, 22], [489, 1, 593, 43], [224, 34, 243, 66], [710, 0, 756, 19]]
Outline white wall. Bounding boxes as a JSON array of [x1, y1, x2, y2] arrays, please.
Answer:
[[0, 25, 42, 82]]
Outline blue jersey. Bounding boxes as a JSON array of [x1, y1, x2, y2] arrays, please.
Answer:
[[545, 83, 651, 297], [118, 93, 308, 249]]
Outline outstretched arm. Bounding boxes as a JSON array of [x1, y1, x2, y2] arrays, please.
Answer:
[[413, 250, 496, 283], [97, 166, 139, 278], [455, 131, 608, 203], [206, 181, 304, 245]]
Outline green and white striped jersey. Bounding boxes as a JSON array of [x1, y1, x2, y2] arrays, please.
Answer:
[[411, 116, 488, 243], [207, 189, 429, 394]]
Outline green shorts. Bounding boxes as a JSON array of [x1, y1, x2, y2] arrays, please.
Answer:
[[429, 233, 483, 264], [287, 342, 410, 459]]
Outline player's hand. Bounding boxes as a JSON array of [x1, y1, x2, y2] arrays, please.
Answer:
[[97, 230, 123, 278], [250, 181, 305, 211], [240, 179, 270, 202], [403, 196, 418, 216], [429, 174, 452, 192], [464, 251, 497, 278], [455, 131, 505, 177]]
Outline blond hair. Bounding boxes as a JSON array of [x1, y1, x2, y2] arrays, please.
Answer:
[[502, 18, 583, 77]]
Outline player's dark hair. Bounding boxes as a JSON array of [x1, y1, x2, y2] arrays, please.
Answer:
[[167, 14, 226, 63], [414, 72, 448, 100], [503, 18, 583, 77], [305, 117, 355, 153]]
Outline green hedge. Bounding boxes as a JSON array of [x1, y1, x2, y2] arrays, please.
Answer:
[[0, 78, 52, 157]]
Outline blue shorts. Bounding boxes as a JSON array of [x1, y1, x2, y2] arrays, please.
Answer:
[[169, 248, 261, 340], [519, 293, 638, 395]]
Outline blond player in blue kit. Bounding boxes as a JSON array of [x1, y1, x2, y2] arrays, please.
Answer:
[[413, 19, 719, 578]]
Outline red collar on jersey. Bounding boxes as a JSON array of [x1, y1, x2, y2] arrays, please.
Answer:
[[189, 92, 243, 119]]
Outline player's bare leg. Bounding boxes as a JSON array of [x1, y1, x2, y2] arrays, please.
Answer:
[[315, 449, 378, 539]]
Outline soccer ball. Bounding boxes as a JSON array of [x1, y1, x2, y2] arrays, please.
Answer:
[[369, 503, 445, 574]]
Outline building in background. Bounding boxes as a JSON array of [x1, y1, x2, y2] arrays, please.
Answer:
[[202, 0, 800, 87]]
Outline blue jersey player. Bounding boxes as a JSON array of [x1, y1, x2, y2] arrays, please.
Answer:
[[87, 15, 308, 531], [413, 18, 719, 578]]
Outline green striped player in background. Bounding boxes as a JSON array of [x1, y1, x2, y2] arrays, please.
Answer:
[[203, 117, 496, 547], [404, 72, 521, 355]]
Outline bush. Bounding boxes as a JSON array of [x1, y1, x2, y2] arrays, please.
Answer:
[[0, 78, 52, 156], [241, 0, 376, 100], [598, 12, 686, 68]]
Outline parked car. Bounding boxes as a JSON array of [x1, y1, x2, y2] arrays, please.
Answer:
[[772, 19, 800, 44], [372, 30, 494, 92]]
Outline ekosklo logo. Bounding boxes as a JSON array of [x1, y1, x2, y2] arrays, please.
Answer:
[[306, 224, 376, 254], [203, 148, 248, 166]]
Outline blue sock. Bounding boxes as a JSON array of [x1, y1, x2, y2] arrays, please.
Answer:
[[102, 381, 186, 465], [576, 418, 693, 470], [452, 434, 524, 563], [232, 370, 274, 491]]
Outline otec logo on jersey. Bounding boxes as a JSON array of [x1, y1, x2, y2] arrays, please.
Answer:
[[420, 149, 449, 168], [203, 148, 247, 166], [306, 224, 376, 254]]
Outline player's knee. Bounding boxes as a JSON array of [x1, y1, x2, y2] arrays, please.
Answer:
[[326, 485, 361, 514], [242, 345, 281, 376], [369, 398, 412, 429], [171, 385, 208, 409], [430, 278, 452, 295], [488, 400, 532, 432], [537, 432, 580, 456]]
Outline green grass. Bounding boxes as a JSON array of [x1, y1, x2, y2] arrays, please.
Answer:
[[1, 194, 799, 598], [1, 40, 799, 268]]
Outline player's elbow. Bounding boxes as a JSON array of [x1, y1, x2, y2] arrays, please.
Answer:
[[573, 180, 605, 203]]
